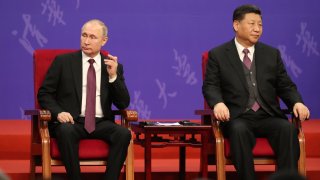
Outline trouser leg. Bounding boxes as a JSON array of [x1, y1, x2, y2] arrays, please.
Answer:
[[91, 120, 131, 180], [256, 117, 300, 172], [222, 118, 256, 180], [54, 123, 87, 180]]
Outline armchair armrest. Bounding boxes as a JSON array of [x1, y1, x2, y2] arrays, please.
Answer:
[[113, 110, 138, 122], [25, 109, 51, 121], [120, 110, 139, 122], [195, 108, 304, 134], [195, 109, 215, 125], [25, 109, 51, 157], [113, 110, 138, 128]]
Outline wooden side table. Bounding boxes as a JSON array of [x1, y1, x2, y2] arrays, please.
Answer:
[[131, 123, 211, 180]]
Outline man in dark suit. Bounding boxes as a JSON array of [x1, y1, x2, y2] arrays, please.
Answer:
[[38, 19, 131, 180], [202, 4, 310, 180]]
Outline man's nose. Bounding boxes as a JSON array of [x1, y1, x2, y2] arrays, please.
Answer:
[[84, 37, 90, 44], [253, 24, 261, 32]]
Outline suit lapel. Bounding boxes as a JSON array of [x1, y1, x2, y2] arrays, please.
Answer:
[[71, 51, 83, 104], [225, 40, 248, 90]]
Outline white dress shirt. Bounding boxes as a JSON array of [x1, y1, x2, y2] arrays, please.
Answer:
[[234, 37, 255, 62], [80, 52, 103, 118]]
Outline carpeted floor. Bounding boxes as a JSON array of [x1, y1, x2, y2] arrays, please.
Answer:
[[0, 120, 319, 180]]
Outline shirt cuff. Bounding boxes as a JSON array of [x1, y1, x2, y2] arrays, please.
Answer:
[[109, 75, 117, 83]]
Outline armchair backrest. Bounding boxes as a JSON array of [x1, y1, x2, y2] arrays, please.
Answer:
[[33, 49, 108, 108], [201, 51, 210, 110]]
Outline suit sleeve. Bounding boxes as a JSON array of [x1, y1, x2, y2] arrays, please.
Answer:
[[109, 64, 130, 110], [37, 57, 65, 118], [202, 51, 224, 109], [275, 49, 303, 109]]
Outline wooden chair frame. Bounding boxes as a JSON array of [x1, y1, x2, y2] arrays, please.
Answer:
[[25, 109, 138, 180], [25, 49, 138, 180], [197, 51, 306, 180], [196, 107, 306, 180]]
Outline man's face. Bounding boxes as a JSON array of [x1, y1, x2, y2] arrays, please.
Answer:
[[80, 22, 107, 57], [233, 13, 263, 47]]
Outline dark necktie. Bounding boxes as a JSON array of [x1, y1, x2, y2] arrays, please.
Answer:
[[85, 59, 96, 133], [243, 49, 260, 112]]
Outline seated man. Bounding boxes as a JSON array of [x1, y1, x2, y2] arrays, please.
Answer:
[[38, 19, 131, 180], [202, 4, 310, 180]]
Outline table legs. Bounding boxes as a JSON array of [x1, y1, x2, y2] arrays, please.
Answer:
[[179, 146, 186, 180], [200, 132, 209, 178], [143, 132, 209, 180], [145, 133, 152, 180]]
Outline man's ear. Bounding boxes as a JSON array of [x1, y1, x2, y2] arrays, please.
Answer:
[[233, 21, 239, 32], [102, 36, 108, 46]]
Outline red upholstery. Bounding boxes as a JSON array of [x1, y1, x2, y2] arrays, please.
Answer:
[[50, 139, 109, 159], [224, 138, 274, 157], [34, 49, 110, 160], [202, 51, 275, 158]]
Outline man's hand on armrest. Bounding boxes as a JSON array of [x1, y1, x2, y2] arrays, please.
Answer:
[[293, 102, 310, 121], [213, 102, 230, 122]]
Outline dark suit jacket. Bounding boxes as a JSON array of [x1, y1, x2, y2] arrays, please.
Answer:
[[203, 39, 303, 119], [37, 50, 130, 122]]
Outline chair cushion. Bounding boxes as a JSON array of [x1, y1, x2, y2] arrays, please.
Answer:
[[225, 138, 274, 157], [50, 138, 110, 159]]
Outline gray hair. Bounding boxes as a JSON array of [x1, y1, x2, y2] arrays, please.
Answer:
[[82, 19, 108, 37]]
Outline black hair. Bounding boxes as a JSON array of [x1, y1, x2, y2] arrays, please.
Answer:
[[233, 4, 262, 22]]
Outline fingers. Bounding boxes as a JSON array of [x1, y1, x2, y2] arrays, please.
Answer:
[[293, 103, 310, 121], [104, 55, 118, 69], [214, 110, 230, 121], [104, 54, 118, 78], [57, 112, 74, 124], [293, 108, 298, 119], [213, 102, 230, 121], [298, 108, 310, 121], [69, 114, 75, 124], [107, 54, 117, 61], [105, 54, 118, 65]]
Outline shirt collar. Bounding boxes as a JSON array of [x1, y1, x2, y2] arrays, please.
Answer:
[[82, 51, 101, 66], [234, 37, 255, 56]]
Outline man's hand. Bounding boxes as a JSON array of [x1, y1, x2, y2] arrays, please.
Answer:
[[293, 102, 310, 121], [57, 112, 74, 124], [213, 102, 230, 121], [104, 54, 118, 79]]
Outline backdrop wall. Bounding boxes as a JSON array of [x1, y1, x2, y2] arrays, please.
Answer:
[[1, 0, 319, 120]]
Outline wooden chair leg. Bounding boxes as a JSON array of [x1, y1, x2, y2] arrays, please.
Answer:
[[298, 136, 306, 176], [216, 139, 226, 180], [42, 140, 52, 180], [42, 157, 51, 180], [125, 137, 134, 180], [29, 156, 36, 180], [216, 152, 226, 180]]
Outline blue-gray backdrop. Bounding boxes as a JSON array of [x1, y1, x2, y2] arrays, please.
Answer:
[[1, 0, 319, 120]]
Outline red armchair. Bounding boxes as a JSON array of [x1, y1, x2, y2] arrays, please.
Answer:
[[196, 51, 306, 180], [25, 49, 138, 180]]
